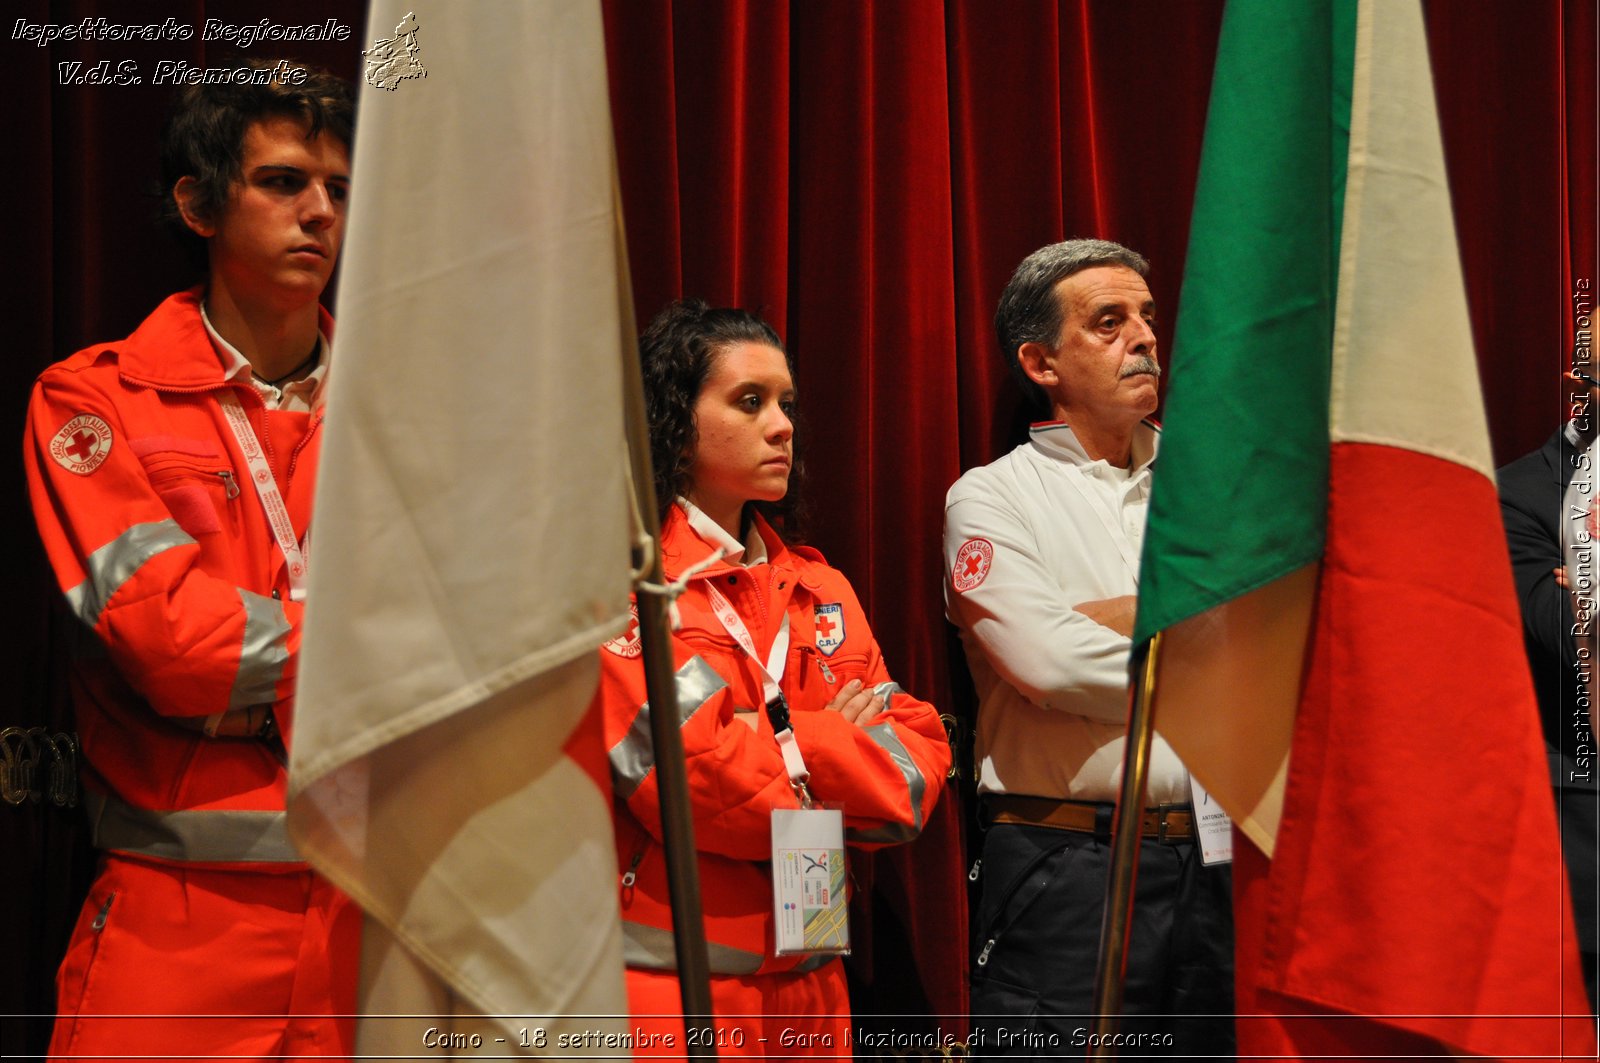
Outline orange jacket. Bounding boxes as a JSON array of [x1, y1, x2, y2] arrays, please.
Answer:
[[24, 291, 325, 863], [601, 504, 951, 975]]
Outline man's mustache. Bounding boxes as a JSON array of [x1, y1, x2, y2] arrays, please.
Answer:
[[1120, 357, 1161, 379]]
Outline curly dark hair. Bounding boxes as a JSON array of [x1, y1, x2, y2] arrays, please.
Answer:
[[638, 299, 806, 537], [158, 59, 354, 272]]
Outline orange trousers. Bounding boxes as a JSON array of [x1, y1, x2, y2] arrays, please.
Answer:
[[627, 961, 851, 1060], [50, 854, 359, 1060]]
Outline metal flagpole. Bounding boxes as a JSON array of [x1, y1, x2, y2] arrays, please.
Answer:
[[1088, 630, 1164, 1056], [612, 198, 718, 1058]]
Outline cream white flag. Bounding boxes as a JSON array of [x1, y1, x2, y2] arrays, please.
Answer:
[[289, 0, 632, 1049]]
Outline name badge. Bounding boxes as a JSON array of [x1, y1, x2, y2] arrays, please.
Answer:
[[1189, 774, 1234, 866], [771, 807, 850, 955]]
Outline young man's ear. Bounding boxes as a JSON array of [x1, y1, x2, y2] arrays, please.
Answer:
[[172, 177, 215, 238], [1017, 342, 1059, 389]]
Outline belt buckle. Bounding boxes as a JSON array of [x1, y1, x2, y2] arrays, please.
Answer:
[[1155, 802, 1181, 844]]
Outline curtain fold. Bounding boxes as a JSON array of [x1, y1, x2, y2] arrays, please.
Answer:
[[603, 0, 791, 326], [788, 0, 968, 1025], [1425, 0, 1577, 459]]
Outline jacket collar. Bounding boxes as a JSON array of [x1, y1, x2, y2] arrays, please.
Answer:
[[116, 288, 336, 392], [660, 502, 791, 580]]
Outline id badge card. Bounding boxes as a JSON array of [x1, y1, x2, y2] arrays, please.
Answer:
[[771, 807, 850, 956], [1188, 774, 1234, 866]]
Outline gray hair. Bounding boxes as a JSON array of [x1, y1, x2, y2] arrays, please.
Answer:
[[995, 238, 1150, 414]]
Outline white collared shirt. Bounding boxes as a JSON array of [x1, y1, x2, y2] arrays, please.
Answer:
[[201, 304, 330, 414], [679, 497, 768, 566], [944, 420, 1188, 804]]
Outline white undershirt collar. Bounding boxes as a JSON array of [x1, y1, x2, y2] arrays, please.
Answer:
[[679, 497, 768, 566], [201, 303, 330, 412]]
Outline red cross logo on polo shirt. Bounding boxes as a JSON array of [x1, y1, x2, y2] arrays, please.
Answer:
[[952, 537, 994, 593], [816, 613, 837, 640]]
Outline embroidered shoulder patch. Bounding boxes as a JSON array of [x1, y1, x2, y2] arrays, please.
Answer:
[[602, 602, 642, 659], [814, 602, 846, 657], [49, 414, 114, 476], [952, 537, 994, 593]]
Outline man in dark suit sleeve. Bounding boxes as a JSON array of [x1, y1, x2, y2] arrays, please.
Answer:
[[1499, 417, 1599, 1011]]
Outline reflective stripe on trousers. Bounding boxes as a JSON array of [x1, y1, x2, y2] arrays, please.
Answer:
[[86, 790, 302, 863]]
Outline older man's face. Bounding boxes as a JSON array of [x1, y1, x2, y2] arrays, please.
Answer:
[[1044, 265, 1160, 428]]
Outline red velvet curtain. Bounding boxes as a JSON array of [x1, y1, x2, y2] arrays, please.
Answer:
[[4, 0, 1594, 1053], [1426, 0, 1597, 452]]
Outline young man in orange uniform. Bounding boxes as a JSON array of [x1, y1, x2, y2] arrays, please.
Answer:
[[24, 65, 359, 1059]]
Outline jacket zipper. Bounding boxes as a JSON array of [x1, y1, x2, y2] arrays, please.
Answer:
[[621, 850, 644, 889], [798, 645, 837, 684], [92, 892, 115, 931], [287, 408, 323, 481], [240, 386, 280, 483], [973, 840, 1074, 969], [137, 377, 303, 488], [142, 380, 311, 587]]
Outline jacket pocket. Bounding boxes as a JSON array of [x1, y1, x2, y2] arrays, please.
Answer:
[[972, 834, 1077, 973], [791, 647, 868, 710], [55, 888, 116, 1028], [138, 448, 238, 538]]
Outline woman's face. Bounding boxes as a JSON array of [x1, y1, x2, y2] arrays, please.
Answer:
[[687, 341, 795, 526]]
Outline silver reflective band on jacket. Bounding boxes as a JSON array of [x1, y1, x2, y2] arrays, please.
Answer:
[[66, 519, 194, 627], [609, 655, 726, 800], [86, 790, 303, 863], [848, 684, 927, 844], [622, 919, 835, 975], [230, 588, 291, 709]]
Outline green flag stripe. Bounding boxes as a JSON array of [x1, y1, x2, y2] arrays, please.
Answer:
[[1134, 0, 1356, 644]]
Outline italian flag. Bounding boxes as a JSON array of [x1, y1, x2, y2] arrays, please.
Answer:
[[1134, 0, 1594, 1056]]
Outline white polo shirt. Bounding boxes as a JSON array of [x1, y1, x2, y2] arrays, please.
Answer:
[[943, 421, 1189, 804]]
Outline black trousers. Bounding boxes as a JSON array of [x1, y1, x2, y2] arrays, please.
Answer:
[[969, 820, 1235, 1059]]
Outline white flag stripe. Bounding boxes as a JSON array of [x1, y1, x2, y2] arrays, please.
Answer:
[[291, 0, 630, 1039], [1328, 0, 1493, 477]]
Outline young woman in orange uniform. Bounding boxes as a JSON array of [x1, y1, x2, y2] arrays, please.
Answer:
[[599, 300, 951, 1057]]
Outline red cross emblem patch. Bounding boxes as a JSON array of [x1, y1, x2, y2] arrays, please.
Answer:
[[952, 537, 994, 593], [814, 603, 845, 657], [602, 602, 643, 658], [49, 414, 114, 476]]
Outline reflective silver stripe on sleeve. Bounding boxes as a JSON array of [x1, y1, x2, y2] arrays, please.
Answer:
[[871, 681, 903, 703], [64, 520, 195, 627], [848, 701, 929, 845], [622, 920, 832, 975], [622, 920, 764, 974], [85, 790, 302, 864], [231, 589, 291, 710], [609, 656, 726, 800]]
